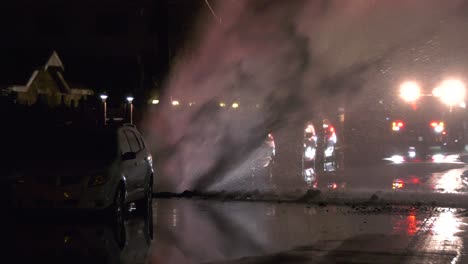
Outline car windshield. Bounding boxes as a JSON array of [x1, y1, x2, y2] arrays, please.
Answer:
[[5, 0, 468, 263]]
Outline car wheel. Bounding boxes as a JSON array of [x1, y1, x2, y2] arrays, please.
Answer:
[[137, 178, 153, 216], [144, 199, 154, 241], [140, 179, 154, 240], [143, 182, 153, 214], [111, 186, 126, 249]]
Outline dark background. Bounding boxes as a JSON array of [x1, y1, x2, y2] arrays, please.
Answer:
[[0, 0, 206, 102]]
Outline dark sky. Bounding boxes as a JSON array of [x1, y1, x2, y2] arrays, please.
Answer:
[[0, 0, 203, 98]]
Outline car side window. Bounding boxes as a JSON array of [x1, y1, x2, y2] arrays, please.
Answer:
[[134, 132, 146, 150], [118, 131, 131, 154], [125, 130, 141, 153]]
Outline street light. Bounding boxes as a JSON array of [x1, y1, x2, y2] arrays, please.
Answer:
[[219, 102, 226, 108], [399, 81, 421, 102], [172, 100, 180, 106], [434, 79, 466, 107], [232, 102, 239, 109], [126, 96, 134, 124], [100, 94, 108, 125], [151, 99, 159, 105]]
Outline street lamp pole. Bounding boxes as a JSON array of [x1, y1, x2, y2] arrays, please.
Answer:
[[126, 96, 134, 124], [100, 94, 108, 125]]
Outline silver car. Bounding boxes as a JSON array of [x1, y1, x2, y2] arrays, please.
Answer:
[[5, 123, 154, 238]]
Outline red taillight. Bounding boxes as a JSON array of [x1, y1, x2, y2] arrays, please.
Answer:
[[392, 121, 404, 131], [329, 126, 335, 133], [430, 121, 444, 127]]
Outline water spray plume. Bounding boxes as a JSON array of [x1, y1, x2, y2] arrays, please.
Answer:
[[144, 0, 464, 193]]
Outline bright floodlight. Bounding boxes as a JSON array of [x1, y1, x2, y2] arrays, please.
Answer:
[[100, 94, 108, 101], [399, 81, 421, 102], [126, 96, 134, 103], [432, 87, 442, 97], [152, 99, 159, 105], [436, 79, 466, 106]]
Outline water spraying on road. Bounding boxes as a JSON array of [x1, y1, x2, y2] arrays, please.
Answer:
[[143, 0, 464, 193]]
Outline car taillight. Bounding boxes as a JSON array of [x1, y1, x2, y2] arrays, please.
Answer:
[[392, 121, 404, 131], [430, 121, 444, 133]]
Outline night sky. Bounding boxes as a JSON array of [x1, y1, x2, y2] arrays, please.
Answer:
[[0, 0, 204, 100]]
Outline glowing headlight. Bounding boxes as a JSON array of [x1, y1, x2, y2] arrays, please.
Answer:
[[434, 79, 466, 106], [432, 154, 445, 163], [400, 81, 421, 102], [390, 155, 404, 164]]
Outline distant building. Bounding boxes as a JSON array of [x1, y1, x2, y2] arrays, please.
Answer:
[[1, 51, 94, 108]]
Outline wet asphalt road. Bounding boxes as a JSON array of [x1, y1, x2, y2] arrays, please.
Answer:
[[7, 196, 468, 264], [151, 199, 468, 264], [8, 162, 468, 263], [344, 162, 468, 193]]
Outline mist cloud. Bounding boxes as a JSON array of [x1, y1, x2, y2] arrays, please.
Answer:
[[144, 0, 465, 192]]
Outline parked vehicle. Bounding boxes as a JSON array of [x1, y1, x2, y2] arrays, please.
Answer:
[[3, 123, 154, 245]]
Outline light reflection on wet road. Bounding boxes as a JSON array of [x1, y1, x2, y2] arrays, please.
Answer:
[[344, 163, 468, 193], [148, 199, 468, 264], [431, 167, 467, 193]]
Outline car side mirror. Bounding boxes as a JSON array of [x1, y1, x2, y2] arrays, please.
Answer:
[[121, 152, 136, 161]]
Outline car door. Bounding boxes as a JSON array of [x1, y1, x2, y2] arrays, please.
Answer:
[[133, 131, 152, 179], [118, 129, 138, 197], [123, 129, 146, 199]]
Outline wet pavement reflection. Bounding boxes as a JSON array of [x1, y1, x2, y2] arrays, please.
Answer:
[[384, 164, 468, 193], [6, 208, 153, 264], [148, 199, 468, 264], [6, 197, 468, 263]]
